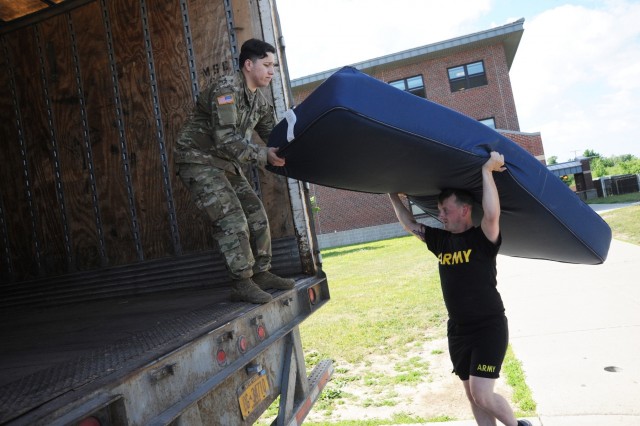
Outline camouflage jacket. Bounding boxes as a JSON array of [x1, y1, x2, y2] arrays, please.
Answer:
[[174, 72, 276, 173]]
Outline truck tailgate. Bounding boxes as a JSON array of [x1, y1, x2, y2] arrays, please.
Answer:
[[0, 274, 327, 424]]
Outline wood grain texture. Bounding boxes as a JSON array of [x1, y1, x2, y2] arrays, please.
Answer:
[[9, 26, 67, 277], [0, 0, 298, 283], [148, 0, 214, 253], [0, 34, 34, 281], [40, 13, 103, 271], [71, 2, 137, 267], [188, 0, 233, 88], [107, 0, 173, 260]]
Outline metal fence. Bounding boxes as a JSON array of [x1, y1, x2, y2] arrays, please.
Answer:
[[594, 174, 640, 197]]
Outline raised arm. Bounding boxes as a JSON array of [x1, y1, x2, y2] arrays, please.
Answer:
[[480, 151, 506, 244], [388, 193, 425, 241]]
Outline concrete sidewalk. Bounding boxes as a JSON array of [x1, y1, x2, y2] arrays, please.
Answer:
[[496, 221, 640, 425]]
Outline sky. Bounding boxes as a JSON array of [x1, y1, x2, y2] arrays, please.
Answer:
[[275, 0, 640, 161]]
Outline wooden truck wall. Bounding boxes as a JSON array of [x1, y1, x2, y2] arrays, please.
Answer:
[[0, 0, 292, 284]]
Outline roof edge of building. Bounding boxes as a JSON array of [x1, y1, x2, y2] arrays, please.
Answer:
[[291, 18, 525, 88], [498, 129, 541, 137]]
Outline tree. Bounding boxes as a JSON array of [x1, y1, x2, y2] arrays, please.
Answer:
[[590, 157, 607, 178], [547, 156, 558, 165], [583, 149, 600, 158], [309, 195, 320, 215], [582, 150, 640, 178], [613, 158, 640, 175]]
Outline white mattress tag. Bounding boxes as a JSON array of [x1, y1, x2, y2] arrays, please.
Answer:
[[284, 109, 296, 142]]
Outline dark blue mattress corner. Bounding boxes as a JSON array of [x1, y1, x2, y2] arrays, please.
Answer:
[[268, 66, 612, 264]]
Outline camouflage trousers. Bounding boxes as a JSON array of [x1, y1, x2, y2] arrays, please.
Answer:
[[177, 163, 271, 280]]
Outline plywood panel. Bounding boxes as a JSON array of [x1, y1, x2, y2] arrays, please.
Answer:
[[188, 0, 233, 88], [146, 0, 213, 253], [39, 13, 103, 271], [229, 0, 262, 49], [70, 2, 137, 267], [107, 0, 172, 260], [9, 26, 67, 277], [259, 165, 294, 239], [0, 0, 297, 284], [0, 35, 34, 281]]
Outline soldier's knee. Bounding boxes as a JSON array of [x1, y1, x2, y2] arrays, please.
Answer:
[[217, 209, 250, 235], [247, 210, 269, 233]]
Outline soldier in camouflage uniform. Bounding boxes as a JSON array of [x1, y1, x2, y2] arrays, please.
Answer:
[[175, 39, 294, 304]]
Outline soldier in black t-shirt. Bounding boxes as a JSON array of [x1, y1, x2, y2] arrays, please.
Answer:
[[389, 152, 532, 426]]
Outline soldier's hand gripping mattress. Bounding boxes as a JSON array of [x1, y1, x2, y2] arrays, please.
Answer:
[[267, 67, 611, 264]]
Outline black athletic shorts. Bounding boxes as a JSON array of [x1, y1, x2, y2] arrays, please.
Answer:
[[447, 315, 509, 380]]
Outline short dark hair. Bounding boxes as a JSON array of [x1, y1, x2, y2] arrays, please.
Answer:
[[239, 39, 276, 69], [438, 188, 474, 207]]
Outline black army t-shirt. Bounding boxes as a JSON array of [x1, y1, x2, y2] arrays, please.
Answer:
[[422, 225, 505, 324]]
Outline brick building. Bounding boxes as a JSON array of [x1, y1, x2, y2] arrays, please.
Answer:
[[290, 19, 546, 248]]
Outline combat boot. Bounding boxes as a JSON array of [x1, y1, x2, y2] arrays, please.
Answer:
[[253, 271, 295, 290], [229, 278, 272, 304]]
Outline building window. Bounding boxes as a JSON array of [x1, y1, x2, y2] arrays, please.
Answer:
[[447, 61, 487, 92], [479, 117, 496, 129], [389, 75, 426, 98]]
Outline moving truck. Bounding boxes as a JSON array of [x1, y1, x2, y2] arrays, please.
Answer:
[[0, 0, 332, 424]]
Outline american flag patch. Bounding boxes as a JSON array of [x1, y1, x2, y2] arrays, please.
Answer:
[[217, 94, 234, 105]]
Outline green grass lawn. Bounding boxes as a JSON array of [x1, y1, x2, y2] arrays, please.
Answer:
[[585, 192, 640, 244], [586, 192, 640, 204], [600, 204, 640, 245], [301, 237, 445, 365]]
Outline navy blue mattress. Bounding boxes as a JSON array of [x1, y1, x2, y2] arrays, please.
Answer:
[[267, 67, 611, 264]]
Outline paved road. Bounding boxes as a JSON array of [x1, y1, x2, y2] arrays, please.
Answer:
[[588, 201, 640, 213]]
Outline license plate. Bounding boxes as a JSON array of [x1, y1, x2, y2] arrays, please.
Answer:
[[238, 373, 270, 419]]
